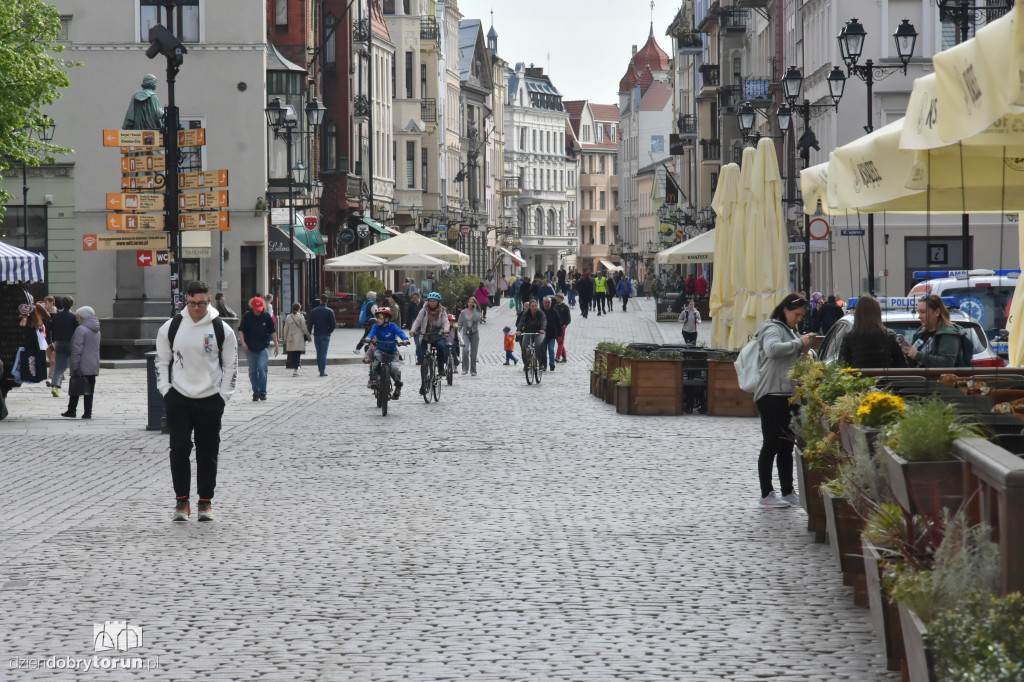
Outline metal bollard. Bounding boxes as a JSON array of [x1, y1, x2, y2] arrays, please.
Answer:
[[145, 351, 165, 432]]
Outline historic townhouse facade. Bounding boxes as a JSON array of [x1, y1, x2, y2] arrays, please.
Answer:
[[566, 101, 619, 275]]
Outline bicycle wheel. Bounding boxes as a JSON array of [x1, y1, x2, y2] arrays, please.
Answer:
[[379, 371, 390, 416], [446, 357, 454, 386], [534, 354, 542, 384], [422, 358, 434, 403], [525, 351, 534, 385], [432, 364, 442, 402]]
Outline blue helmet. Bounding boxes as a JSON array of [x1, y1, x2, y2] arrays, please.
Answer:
[[427, 292, 442, 301]]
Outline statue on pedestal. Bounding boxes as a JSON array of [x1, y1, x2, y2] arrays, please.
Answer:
[[122, 74, 164, 131]]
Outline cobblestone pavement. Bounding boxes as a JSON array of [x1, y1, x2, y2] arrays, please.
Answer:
[[0, 298, 895, 681]]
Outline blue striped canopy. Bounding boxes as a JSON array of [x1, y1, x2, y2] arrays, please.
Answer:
[[0, 241, 45, 283]]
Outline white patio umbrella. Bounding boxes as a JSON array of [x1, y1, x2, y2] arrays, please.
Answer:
[[354, 231, 469, 265], [323, 251, 387, 272], [0, 241, 45, 283], [381, 253, 448, 269], [654, 229, 715, 264]]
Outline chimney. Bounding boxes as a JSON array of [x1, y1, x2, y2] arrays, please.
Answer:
[[632, 44, 637, 57]]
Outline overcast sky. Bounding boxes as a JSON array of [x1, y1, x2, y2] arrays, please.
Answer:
[[456, 0, 682, 104]]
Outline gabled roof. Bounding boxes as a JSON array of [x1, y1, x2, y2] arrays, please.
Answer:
[[371, 0, 391, 41], [619, 60, 639, 93], [638, 65, 654, 95], [563, 100, 586, 138], [458, 20, 492, 90], [638, 80, 672, 112], [590, 104, 619, 122]]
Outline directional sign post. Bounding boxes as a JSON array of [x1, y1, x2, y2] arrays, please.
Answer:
[[103, 129, 163, 147], [178, 211, 230, 231], [120, 174, 165, 191], [83, 233, 168, 251], [107, 214, 166, 231], [178, 190, 229, 210], [121, 154, 166, 173], [137, 250, 154, 267], [177, 129, 206, 147], [106, 193, 165, 212], [177, 169, 229, 190]]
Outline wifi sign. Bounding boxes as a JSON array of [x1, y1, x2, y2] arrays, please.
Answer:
[[83, 234, 98, 251]]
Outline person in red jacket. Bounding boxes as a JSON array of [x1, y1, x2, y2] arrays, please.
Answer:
[[695, 274, 708, 300]]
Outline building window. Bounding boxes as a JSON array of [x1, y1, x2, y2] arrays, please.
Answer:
[[600, 225, 606, 244], [421, 64, 427, 99], [391, 60, 396, 98], [274, 0, 287, 26], [599, 156, 605, 174], [599, 191, 605, 210], [421, 147, 428, 192], [325, 14, 336, 65], [596, 125, 603, 143], [140, 0, 199, 42], [582, 125, 591, 142], [406, 141, 415, 187], [405, 51, 414, 98], [651, 136, 665, 154], [532, 130, 537, 151]]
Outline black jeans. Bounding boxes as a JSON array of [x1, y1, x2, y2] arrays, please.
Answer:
[[66, 375, 96, 415], [682, 330, 698, 344], [596, 295, 606, 314], [578, 296, 590, 317], [621, 295, 630, 311], [755, 394, 798, 498], [165, 388, 225, 500]]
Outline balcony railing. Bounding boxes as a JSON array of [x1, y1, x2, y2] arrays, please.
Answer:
[[698, 64, 719, 90], [742, 78, 773, 101], [678, 114, 697, 136], [421, 98, 437, 123], [420, 17, 438, 41], [718, 85, 741, 112], [676, 31, 703, 52], [721, 8, 747, 31], [700, 139, 721, 162], [354, 18, 370, 43]]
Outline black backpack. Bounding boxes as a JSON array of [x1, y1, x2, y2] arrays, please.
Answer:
[[953, 324, 974, 367], [166, 314, 226, 380]]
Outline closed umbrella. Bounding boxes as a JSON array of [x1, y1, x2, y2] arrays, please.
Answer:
[[709, 163, 740, 348], [1008, 222, 1024, 367], [727, 147, 758, 349], [743, 137, 789, 320]]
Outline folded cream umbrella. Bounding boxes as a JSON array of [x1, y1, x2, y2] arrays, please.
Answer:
[[728, 147, 758, 349], [654, 229, 715, 264], [930, 3, 1024, 145], [742, 137, 790, 320], [355, 230, 470, 265], [709, 163, 740, 348], [1008, 221, 1024, 367]]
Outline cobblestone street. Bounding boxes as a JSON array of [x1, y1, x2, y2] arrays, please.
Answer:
[[1, 299, 895, 681]]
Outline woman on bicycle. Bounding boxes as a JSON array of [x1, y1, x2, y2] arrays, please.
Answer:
[[458, 297, 483, 376], [410, 292, 450, 395], [515, 298, 547, 368], [363, 307, 410, 399]]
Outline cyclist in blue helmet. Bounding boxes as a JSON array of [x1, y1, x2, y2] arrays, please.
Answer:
[[410, 291, 450, 394]]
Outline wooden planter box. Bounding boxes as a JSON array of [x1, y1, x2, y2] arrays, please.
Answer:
[[797, 452, 827, 543], [614, 383, 632, 414], [602, 376, 615, 404], [882, 445, 965, 518], [630, 357, 684, 416], [822, 487, 867, 605], [899, 605, 936, 682], [706, 359, 758, 417], [863, 539, 905, 672], [841, 423, 883, 458], [590, 371, 601, 397]]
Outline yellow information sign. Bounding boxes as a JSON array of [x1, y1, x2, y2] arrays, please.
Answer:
[[106, 193, 165, 212], [178, 190, 229, 210], [177, 170, 229, 190], [177, 129, 206, 147], [103, 129, 163, 147], [84, 233, 168, 251], [121, 154, 166, 173], [107, 214, 166, 231], [120, 174, 165, 191], [178, 211, 230, 231], [120, 145, 162, 154]]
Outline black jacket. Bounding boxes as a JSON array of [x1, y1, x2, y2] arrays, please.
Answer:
[[517, 308, 546, 334], [307, 304, 336, 336], [819, 301, 844, 334], [554, 302, 571, 326], [50, 310, 78, 345], [838, 328, 908, 369], [542, 304, 564, 337], [576, 276, 595, 297]]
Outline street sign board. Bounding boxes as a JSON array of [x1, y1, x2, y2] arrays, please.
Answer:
[[106, 193, 165, 212], [120, 145, 161, 154], [460, 225, 470, 236], [840, 229, 866, 236], [137, 250, 154, 267], [121, 154, 166, 173], [178, 190, 229, 210], [182, 247, 212, 258], [304, 216, 318, 229], [178, 211, 230, 231], [178, 170, 228, 189], [103, 129, 163, 147], [120, 174, 165, 191], [155, 250, 170, 265], [177, 129, 206, 147], [789, 240, 830, 254], [82, 233, 168, 251], [107, 214, 165, 231], [338, 229, 355, 245]]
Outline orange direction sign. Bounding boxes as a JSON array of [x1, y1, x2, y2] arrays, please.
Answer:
[[178, 211, 230, 231], [178, 190, 229, 210], [178, 169, 228, 190], [121, 174, 165, 191], [120, 145, 161, 154], [177, 129, 206, 147], [82, 233, 168, 251], [103, 129, 163, 147], [107, 214, 166, 231], [121, 154, 166, 173], [106, 193, 165, 212]]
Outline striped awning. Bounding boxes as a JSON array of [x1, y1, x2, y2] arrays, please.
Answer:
[[0, 241, 45, 283]]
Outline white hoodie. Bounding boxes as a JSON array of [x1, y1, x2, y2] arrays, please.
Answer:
[[155, 307, 238, 401]]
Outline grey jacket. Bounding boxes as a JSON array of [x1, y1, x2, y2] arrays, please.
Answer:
[[457, 308, 482, 335], [753, 319, 803, 402], [70, 317, 101, 376]]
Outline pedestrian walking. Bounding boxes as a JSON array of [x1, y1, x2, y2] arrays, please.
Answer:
[[498, 274, 509, 304], [484, 274, 498, 307], [753, 293, 813, 508], [48, 295, 77, 397], [237, 296, 279, 401], [458, 297, 483, 375], [355, 291, 378, 352], [264, 293, 276, 327], [385, 292, 403, 330], [553, 293, 571, 362], [576, 271, 594, 318], [61, 305, 100, 419], [446, 313, 461, 371], [473, 281, 491, 322], [541, 296, 564, 371], [509, 277, 524, 314], [42, 296, 57, 387], [606, 272, 618, 312], [213, 292, 237, 318], [155, 280, 238, 522], [404, 291, 423, 331], [282, 302, 311, 376], [679, 300, 701, 344], [502, 326, 518, 365], [616, 274, 634, 312], [593, 272, 607, 315], [306, 298, 336, 376]]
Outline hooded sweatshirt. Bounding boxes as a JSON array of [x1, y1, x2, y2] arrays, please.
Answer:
[[70, 317, 102, 376], [155, 307, 239, 402]]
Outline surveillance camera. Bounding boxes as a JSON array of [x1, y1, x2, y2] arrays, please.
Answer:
[[147, 24, 188, 65]]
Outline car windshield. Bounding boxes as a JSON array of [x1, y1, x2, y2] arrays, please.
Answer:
[[940, 286, 1013, 335], [820, 317, 988, 364]]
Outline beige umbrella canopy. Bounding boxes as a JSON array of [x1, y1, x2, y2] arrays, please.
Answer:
[[654, 229, 716, 264], [742, 137, 789, 320], [709, 163, 741, 348], [354, 231, 470, 265], [727, 147, 758, 349], [380, 253, 449, 269], [323, 251, 387, 271]]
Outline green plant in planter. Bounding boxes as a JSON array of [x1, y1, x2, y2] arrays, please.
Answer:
[[885, 509, 1000, 624], [596, 341, 627, 354], [829, 390, 871, 428], [620, 347, 650, 359], [709, 350, 739, 361], [610, 367, 631, 386], [927, 592, 1024, 681], [803, 431, 843, 473], [592, 354, 607, 375], [823, 430, 893, 516], [884, 399, 984, 462], [861, 502, 935, 568], [856, 391, 906, 428]]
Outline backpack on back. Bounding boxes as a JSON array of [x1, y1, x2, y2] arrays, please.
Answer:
[[735, 336, 762, 393], [954, 324, 974, 367], [166, 314, 226, 382], [359, 300, 374, 325]]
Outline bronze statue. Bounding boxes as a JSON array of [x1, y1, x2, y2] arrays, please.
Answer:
[[122, 74, 164, 131]]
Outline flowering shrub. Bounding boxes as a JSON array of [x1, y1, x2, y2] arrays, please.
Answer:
[[856, 392, 906, 428]]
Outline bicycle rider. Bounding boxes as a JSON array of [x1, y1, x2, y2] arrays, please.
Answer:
[[515, 298, 547, 370], [363, 307, 410, 399], [409, 291, 450, 395]]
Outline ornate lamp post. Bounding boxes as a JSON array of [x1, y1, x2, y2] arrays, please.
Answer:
[[18, 115, 56, 252]]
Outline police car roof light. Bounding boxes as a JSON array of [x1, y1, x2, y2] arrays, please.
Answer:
[[848, 295, 959, 311], [911, 268, 1012, 280]]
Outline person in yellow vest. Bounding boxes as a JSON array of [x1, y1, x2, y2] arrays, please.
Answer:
[[594, 273, 607, 315]]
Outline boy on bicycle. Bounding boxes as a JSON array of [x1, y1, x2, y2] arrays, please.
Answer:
[[409, 291, 450, 395], [363, 307, 410, 399]]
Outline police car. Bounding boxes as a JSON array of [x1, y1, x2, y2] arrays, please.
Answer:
[[907, 269, 1018, 356], [815, 296, 1005, 368]]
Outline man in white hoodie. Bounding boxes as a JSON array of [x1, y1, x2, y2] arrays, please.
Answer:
[[155, 280, 238, 522]]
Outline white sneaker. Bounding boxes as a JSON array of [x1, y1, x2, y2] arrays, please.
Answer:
[[759, 492, 791, 509], [782, 493, 801, 507]]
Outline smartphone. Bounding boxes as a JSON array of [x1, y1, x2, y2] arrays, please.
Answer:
[[896, 334, 907, 346]]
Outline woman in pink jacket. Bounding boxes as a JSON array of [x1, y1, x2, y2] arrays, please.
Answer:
[[473, 282, 491, 322]]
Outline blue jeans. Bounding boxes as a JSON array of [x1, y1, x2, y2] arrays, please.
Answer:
[[313, 335, 331, 374], [51, 346, 71, 388], [419, 338, 447, 386], [567, 290, 576, 307], [246, 348, 269, 396], [545, 337, 557, 366]]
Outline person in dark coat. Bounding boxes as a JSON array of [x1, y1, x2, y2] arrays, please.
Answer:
[[404, 292, 423, 331], [576, 272, 595, 318], [540, 296, 564, 371], [49, 295, 78, 396], [837, 295, 908, 369], [553, 293, 572, 362], [62, 306, 101, 419], [818, 295, 844, 334]]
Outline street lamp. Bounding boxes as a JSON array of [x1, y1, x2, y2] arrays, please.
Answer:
[[838, 17, 917, 294], [18, 115, 57, 252]]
